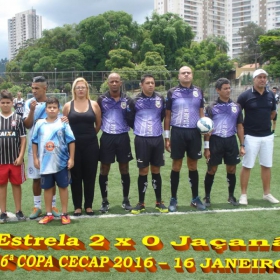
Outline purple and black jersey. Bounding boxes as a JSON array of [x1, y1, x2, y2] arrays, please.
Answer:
[[166, 84, 204, 128], [205, 98, 243, 138], [97, 91, 130, 134], [126, 92, 165, 137]]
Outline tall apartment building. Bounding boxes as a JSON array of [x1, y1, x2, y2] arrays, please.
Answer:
[[8, 9, 42, 60], [154, 0, 280, 58]]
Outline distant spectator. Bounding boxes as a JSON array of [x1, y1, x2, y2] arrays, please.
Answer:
[[13, 92, 25, 117]]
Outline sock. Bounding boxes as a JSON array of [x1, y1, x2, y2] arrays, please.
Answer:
[[34, 195, 41, 209], [204, 172, 215, 197], [99, 174, 108, 201], [189, 170, 199, 199], [47, 212, 52, 216], [170, 170, 180, 198], [227, 173, 236, 196], [121, 173, 130, 198], [152, 173, 162, 203], [138, 175, 148, 203], [52, 195, 56, 207]]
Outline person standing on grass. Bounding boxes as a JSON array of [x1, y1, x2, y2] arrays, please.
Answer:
[[97, 73, 133, 213], [13, 91, 25, 117], [237, 69, 279, 205], [271, 86, 279, 135], [32, 97, 75, 225], [23, 76, 60, 219], [0, 90, 27, 223], [126, 74, 168, 214], [63, 77, 101, 216], [164, 66, 205, 212], [203, 78, 245, 207]]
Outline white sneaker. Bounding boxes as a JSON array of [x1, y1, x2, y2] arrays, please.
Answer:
[[239, 194, 248, 205], [263, 194, 279, 203]]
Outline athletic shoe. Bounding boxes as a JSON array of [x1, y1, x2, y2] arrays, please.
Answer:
[[190, 197, 206, 210], [16, 210, 26, 221], [39, 215, 54, 224], [239, 194, 248, 205], [0, 212, 8, 223], [29, 207, 42, 219], [131, 203, 145, 214], [99, 201, 110, 213], [52, 207, 60, 217], [61, 214, 71, 225], [155, 202, 169, 213], [228, 196, 239, 206], [263, 194, 279, 203], [203, 197, 211, 207], [122, 199, 132, 211], [168, 198, 177, 212]]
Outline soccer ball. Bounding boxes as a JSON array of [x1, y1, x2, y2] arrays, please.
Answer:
[[196, 117, 214, 134]]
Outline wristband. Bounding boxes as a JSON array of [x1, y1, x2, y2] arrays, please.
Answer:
[[240, 144, 245, 147], [204, 141, 209, 149], [164, 130, 170, 138]]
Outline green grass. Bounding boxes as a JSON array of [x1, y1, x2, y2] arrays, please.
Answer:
[[2, 123, 280, 279]]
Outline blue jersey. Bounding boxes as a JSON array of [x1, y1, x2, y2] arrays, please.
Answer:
[[97, 91, 130, 134], [166, 84, 204, 128], [32, 118, 75, 175], [126, 92, 165, 137], [205, 98, 243, 138]]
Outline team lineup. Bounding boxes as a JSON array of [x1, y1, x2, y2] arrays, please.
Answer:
[[0, 66, 278, 224]]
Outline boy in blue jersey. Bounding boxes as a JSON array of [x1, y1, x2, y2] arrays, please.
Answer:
[[32, 97, 75, 224]]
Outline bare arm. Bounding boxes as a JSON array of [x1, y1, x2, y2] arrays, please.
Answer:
[[237, 123, 245, 157], [23, 100, 37, 129], [67, 142, 75, 169], [271, 110, 276, 120], [164, 109, 171, 153], [62, 102, 70, 117], [14, 136, 26, 166], [199, 107, 205, 118], [32, 143, 40, 170], [92, 101, 101, 134]]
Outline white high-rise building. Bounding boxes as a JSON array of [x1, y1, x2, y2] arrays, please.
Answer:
[[154, 0, 280, 58], [8, 9, 42, 60]]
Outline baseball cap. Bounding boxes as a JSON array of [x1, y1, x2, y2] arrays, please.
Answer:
[[253, 69, 268, 79]]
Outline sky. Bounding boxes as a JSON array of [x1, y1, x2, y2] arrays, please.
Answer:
[[0, 0, 154, 60]]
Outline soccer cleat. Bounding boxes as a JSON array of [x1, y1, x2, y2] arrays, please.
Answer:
[[122, 199, 132, 211], [0, 212, 8, 223], [131, 203, 145, 214], [191, 197, 206, 210], [203, 197, 211, 207], [61, 214, 71, 225], [29, 207, 42, 219], [38, 215, 54, 224], [155, 202, 169, 213], [239, 194, 248, 205], [228, 196, 239, 206], [263, 194, 279, 203], [168, 197, 177, 212], [52, 207, 60, 217], [99, 201, 110, 213], [16, 210, 26, 221]]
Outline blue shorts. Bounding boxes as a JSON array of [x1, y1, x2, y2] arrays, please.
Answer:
[[41, 167, 71, 189]]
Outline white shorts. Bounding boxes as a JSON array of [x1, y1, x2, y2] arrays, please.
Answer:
[[242, 134, 274, 168], [27, 154, 40, 179]]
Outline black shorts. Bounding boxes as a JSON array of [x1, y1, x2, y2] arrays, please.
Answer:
[[170, 127, 202, 160], [99, 132, 133, 164], [134, 135, 164, 168], [273, 113, 277, 121], [208, 135, 240, 166]]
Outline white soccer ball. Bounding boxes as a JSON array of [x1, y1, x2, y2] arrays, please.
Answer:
[[197, 117, 214, 134]]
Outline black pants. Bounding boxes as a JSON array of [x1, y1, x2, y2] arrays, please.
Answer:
[[70, 138, 99, 210]]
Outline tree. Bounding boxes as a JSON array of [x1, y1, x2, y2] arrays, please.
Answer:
[[258, 29, 280, 60], [105, 49, 135, 70], [205, 35, 229, 53]]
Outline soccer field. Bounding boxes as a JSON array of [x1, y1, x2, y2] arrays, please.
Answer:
[[1, 125, 280, 279]]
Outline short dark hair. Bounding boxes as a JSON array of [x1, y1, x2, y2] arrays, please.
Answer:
[[215, 78, 230, 90], [46, 97, 59, 107], [272, 86, 278, 90], [140, 74, 155, 84], [33, 76, 47, 83], [0, 90, 13, 101]]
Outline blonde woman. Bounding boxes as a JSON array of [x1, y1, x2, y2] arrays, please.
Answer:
[[63, 77, 101, 216]]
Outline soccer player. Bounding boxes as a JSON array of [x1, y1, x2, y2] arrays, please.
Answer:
[[23, 76, 60, 219], [97, 73, 133, 213], [164, 66, 205, 212], [127, 74, 168, 214], [271, 86, 279, 135], [32, 97, 75, 224], [237, 69, 278, 205], [13, 91, 25, 117], [203, 78, 245, 207], [0, 90, 26, 223]]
